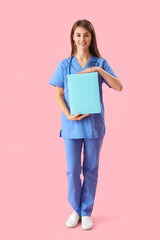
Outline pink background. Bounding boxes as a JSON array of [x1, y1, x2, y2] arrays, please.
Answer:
[[0, 0, 160, 239]]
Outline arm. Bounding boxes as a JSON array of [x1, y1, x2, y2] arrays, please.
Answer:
[[77, 67, 123, 91], [97, 67, 123, 91], [55, 87, 90, 121], [55, 87, 70, 117]]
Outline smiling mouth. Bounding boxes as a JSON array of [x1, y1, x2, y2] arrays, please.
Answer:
[[79, 43, 86, 46]]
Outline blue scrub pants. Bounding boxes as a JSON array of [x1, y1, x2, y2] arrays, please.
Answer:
[[64, 137, 104, 217]]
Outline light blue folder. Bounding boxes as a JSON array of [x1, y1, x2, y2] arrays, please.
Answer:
[[67, 72, 101, 115]]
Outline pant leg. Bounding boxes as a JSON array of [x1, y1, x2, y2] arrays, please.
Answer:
[[80, 137, 104, 216], [63, 138, 83, 216]]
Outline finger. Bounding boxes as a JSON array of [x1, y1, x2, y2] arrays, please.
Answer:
[[75, 113, 81, 117], [82, 114, 91, 117], [74, 113, 91, 120], [78, 114, 90, 120], [77, 70, 87, 74], [71, 113, 81, 120]]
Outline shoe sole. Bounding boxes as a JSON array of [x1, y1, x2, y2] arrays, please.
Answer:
[[82, 225, 93, 230]]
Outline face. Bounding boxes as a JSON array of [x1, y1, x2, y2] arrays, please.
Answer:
[[73, 26, 92, 50]]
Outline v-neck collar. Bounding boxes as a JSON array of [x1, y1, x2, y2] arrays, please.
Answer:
[[73, 55, 93, 70]]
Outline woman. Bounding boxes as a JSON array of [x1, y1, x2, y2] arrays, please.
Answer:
[[49, 19, 123, 230]]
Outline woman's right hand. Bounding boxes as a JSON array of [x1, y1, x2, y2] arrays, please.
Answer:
[[67, 113, 91, 121]]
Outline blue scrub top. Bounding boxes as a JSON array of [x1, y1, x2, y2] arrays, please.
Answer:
[[49, 55, 118, 139]]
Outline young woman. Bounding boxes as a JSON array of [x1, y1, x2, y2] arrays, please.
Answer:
[[49, 19, 123, 230]]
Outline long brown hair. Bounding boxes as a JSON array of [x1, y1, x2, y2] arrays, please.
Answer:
[[70, 19, 102, 58]]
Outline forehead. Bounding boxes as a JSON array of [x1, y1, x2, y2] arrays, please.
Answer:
[[74, 26, 91, 34]]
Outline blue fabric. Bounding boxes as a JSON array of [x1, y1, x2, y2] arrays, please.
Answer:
[[64, 137, 104, 216], [49, 55, 118, 139]]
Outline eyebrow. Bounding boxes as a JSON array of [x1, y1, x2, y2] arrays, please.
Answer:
[[76, 32, 89, 34]]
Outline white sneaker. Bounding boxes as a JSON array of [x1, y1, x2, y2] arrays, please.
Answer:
[[81, 216, 93, 230], [66, 211, 81, 228]]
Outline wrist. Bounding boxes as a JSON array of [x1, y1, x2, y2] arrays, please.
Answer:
[[96, 67, 102, 74], [66, 112, 71, 119]]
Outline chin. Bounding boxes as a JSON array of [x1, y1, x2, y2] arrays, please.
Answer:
[[79, 45, 88, 49]]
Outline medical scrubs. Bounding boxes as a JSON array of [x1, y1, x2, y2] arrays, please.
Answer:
[[49, 55, 118, 216], [49, 55, 118, 139]]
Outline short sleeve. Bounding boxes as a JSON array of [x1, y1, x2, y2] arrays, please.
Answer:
[[48, 61, 64, 88], [101, 59, 118, 88]]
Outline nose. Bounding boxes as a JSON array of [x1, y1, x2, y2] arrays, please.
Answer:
[[80, 35, 85, 41]]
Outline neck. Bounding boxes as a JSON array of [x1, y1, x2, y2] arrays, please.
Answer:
[[74, 49, 92, 60]]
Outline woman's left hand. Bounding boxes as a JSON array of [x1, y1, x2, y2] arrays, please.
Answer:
[[77, 67, 100, 74]]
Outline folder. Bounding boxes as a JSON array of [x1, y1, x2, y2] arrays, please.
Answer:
[[67, 72, 101, 115]]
